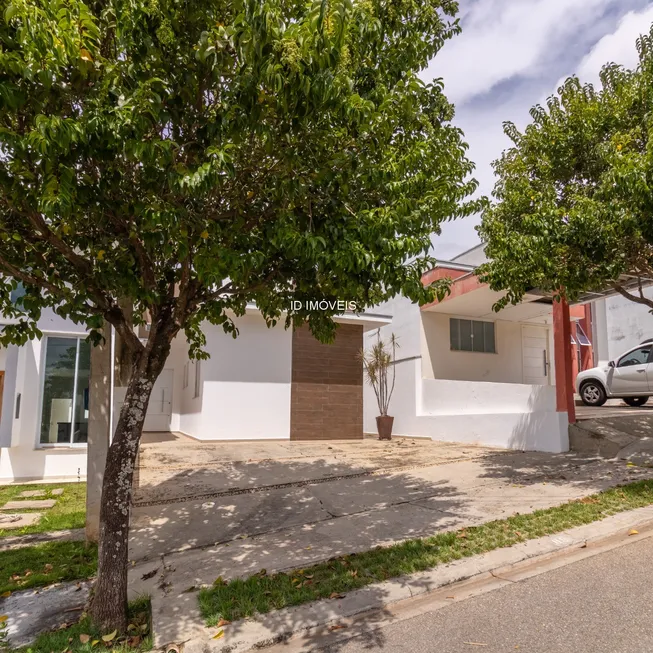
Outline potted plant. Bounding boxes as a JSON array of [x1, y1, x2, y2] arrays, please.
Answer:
[[361, 331, 398, 440]]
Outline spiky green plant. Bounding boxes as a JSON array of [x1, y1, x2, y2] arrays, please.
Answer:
[[361, 331, 398, 416]]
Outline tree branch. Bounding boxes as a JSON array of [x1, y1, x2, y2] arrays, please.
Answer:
[[0, 254, 67, 299], [612, 281, 653, 311]]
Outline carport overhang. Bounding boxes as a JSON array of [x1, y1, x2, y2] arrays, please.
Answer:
[[420, 264, 586, 425]]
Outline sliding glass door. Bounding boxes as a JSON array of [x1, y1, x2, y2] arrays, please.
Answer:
[[39, 336, 90, 445]]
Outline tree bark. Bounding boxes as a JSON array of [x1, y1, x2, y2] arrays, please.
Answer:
[[88, 341, 169, 632]]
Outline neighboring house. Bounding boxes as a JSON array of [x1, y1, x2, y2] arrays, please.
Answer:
[[363, 245, 594, 453], [0, 305, 389, 482], [591, 287, 653, 365]]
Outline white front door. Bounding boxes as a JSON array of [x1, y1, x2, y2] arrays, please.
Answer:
[[143, 369, 173, 432], [522, 326, 550, 385]]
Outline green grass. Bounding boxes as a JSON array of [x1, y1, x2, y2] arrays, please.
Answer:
[[199, 478, 653, 625], [12, 596, 152, 653], [0, 482, 86, 538], [0, 541, 96, 595]]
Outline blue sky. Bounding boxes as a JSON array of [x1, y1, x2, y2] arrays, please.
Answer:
[[422, 0, 653, 260]]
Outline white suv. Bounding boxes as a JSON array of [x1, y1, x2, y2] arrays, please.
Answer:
[[576, 343, 653, 407]]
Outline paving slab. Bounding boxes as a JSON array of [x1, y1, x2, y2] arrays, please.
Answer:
[[18, 490, 46, 498], [0, 528, 84, 550], [2, 581, 91, 648], [130, 486, 331, 560], [134, 458, 373, 505], [2, 499, 56, 510], [0, 513, 42, 529], [50, 488, 64, 496]]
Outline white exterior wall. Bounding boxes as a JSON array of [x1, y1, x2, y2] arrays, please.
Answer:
[[0, 310, 88, 482], [364, 358, 568, 452], [177, 313, 292, 440], [421, 312, 524, 383], [364, 296, 568, 453], [591, 290, 653, 363]]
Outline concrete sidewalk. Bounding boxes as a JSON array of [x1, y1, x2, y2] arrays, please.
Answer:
[[126, 438, 653, 646]]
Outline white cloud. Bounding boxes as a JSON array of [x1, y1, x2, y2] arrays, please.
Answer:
[[427, 0, 653, 259], [423, 0, 619, 104], [561, 5, 653, 88]]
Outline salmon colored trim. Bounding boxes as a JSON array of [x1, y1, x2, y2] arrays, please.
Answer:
[[421, 269, 487, 311], [569, 305, 585, 319], [553, 297, 576, 424]]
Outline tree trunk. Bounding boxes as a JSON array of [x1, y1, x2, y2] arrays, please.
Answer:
[[88, 348, 166, 632]]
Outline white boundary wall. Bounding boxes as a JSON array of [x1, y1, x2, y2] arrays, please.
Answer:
[[364, 358, 569, 453]]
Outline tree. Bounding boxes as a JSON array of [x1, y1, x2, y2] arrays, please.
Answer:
[[479, 25, 653, 311], [0, 0, 478, 632]]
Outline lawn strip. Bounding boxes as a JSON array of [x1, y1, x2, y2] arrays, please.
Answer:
[[11, 596, 152, 653], [0, 483, 87, 537], [0, 541, 96, 594], [199, 478, 653, 625]]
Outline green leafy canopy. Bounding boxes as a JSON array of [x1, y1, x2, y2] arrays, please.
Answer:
[[0, 0, 478, 354], [479, 25, 653, 311]]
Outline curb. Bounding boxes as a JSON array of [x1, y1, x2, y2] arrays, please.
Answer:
[[176, 505, 653, 653]]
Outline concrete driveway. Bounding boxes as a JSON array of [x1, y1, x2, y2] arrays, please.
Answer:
[[129, 435, 653, 567], [128, 436, 653, 645]]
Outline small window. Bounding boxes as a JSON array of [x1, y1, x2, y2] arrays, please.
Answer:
[[193, 361, 201, 399], [449, 318, 496, 354], [182, 362, 189, 390], [617, 347, 651, 368], [576, 323, 591, 346]]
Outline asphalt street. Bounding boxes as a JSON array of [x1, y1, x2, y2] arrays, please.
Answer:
[[320, 536, 653, 653]]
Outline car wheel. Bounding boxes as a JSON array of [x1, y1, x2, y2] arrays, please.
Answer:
[[623, 396, 649, 407], [580, 380, 607, 407]]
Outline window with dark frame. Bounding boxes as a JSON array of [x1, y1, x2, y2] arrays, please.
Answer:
[[193, 360, 201, 399], [449, 318, 496, 354]]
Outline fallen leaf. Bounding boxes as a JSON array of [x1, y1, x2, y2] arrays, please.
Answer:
[[0, 616, 7, 623], [43, 564, 53, 573], [629, 529, 639, 536], [257, 569, 267, 577], [213, 576, 226, 586], [328, 624, 347, 631], [79, 634, 90, 644], [216, 619, 231, 628], [446, 596, 455, 599], [128, 635, 142, 647], [212, 628, 224, 639], [456, 531, 468, 539], [329, 592, 345, 599], [141, 568, 159, 581], [304, 546, 312, 550], [91, 640, 99, 647], [1, 591, 10, 598], [101, 630, 117, 643]]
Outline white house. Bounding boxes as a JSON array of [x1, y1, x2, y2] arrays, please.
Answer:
[[363, 245, 587, 453], [0, 306, 389, 482], [591, 287, 653, 365]]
